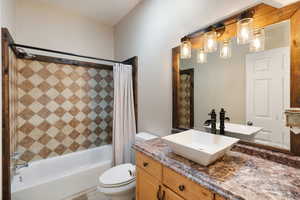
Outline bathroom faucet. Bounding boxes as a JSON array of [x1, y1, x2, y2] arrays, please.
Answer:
[[219, 108, 230, 135], [204, 109, 217, 134]]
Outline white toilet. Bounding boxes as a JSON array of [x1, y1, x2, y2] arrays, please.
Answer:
[[98, 132, 158, 200]]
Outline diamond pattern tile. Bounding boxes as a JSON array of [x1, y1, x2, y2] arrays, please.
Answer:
[[17, 60, 114, 162]]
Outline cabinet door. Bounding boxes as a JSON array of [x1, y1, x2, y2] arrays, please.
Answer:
[[164, 188, 184, 200], [136, 167, 161, 200]]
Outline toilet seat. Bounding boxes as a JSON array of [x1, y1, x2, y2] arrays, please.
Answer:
[[99, 163, 136, 188]]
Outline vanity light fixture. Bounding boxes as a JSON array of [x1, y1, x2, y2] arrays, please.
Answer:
[[180, 36, 192, 59], [197, 48, 207, 63], [220, 40, 232, 59], [204, 28, 218, 53], [237, 11, 254, 45], [249, 28, 265, 52]]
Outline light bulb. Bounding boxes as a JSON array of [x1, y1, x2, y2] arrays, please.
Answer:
[[197, 48, 207, 64], [180, 39, 192, 59], [220, 40, 232, 59], [204, 30, 217, 53], [237, 18, 253, 45], [250, 29, 265, 52]]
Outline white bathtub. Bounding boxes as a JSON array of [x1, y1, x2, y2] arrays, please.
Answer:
[[12, 145, 112, 200]]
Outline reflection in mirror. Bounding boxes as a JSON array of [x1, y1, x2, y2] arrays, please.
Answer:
[[178, 20, 291, 150]]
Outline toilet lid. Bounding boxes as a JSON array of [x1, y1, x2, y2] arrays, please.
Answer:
[[99, 163, 136, 188]]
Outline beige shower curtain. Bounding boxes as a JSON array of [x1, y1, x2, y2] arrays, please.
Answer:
[[112, 63, 136, 166]]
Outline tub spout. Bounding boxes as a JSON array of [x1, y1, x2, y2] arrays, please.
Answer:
[[15, 162, 29, 170]]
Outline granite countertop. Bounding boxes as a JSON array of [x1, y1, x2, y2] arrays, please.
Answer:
[[133, 138, 300, 200]]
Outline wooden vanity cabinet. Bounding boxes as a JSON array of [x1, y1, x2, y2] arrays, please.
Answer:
[[136, 152, 218, 200]]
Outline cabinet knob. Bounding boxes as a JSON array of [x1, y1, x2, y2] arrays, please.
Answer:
[[143, 162, 149, 167], [178, 184, 185, 191]]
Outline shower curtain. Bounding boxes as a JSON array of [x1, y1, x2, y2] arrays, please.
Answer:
[[113, 63, 136, 166]]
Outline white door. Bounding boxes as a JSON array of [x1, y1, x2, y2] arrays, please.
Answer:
[[246, 47, 290, 149]]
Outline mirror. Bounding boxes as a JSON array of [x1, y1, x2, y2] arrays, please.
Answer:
[[176, 20, 291, 150]]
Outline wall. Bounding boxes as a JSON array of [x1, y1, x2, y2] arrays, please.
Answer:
[[16, 59, 114, 162], [114, 0, 261, 136], [15, 0, 114, 60], [1, 0, 16, 37]]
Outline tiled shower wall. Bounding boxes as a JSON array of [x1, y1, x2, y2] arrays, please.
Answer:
[[17, 59, 114, 162], [178, 74, 191, 128]]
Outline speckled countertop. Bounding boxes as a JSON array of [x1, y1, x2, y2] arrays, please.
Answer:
[[133, 138, 300, 200]]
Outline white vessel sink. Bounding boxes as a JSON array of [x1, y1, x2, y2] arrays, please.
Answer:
[[162, 130, 239, 166]]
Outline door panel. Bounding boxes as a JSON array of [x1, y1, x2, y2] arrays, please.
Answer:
[[253, 79, 270, 117], [136, 167, 160, 200], [246, 47, 290, 149]]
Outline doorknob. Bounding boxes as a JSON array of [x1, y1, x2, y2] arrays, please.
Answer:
[[247, 121, 253, 126]]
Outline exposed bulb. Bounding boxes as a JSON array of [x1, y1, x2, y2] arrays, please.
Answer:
[[250, 29, 265, 52], [237, 18, 253, 45], [220, 40, 232, 59], [204, 30, 217, 53], [197, 48, 207, 64], [180, 39, 192, 59]]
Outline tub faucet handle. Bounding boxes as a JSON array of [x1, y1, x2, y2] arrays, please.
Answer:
[[12, 152, 20, 160]]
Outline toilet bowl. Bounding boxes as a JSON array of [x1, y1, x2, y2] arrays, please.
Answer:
[[98, 163, 136, 200], [98, 132, 158, 200]]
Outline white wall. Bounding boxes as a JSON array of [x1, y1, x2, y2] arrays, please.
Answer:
[[15, 0, 114, 60], [114, 0, 260, 136], [1, 0, 16, 36]]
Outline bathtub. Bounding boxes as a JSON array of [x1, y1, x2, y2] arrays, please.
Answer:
[[12, 145, 112, 200]]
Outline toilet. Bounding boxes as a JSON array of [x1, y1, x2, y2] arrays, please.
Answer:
[[98, 132, 158, 200]]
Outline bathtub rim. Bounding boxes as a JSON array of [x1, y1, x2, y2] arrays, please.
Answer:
[[11, 145, 112, 193]]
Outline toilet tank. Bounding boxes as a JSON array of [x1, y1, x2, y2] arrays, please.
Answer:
[[132, 132, 158, 164], [135, 132, 158, 142]]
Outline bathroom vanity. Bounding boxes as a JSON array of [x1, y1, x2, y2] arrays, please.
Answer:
[[134, 138, 300, 200]]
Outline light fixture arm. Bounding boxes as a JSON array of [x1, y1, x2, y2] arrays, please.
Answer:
[[180, 9, 255, 42]]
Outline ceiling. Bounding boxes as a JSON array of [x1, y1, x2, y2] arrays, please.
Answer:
[[33, 0, 142, 26], [263, 0, 300, 7], [30, 0, 299, 26]]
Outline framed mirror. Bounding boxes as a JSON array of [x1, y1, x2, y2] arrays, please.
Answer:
[[172, 3, 300, 155]]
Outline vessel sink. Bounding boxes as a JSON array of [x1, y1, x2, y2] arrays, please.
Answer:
[[162, 130, 239, 166]]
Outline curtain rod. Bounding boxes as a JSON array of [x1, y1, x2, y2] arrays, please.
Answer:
[[10, 43, 124, 64]]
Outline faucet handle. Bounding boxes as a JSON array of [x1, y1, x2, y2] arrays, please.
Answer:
[[208, 109, 216, 116], [12, 152, 20, 160], [204, 120, 212, 126]]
